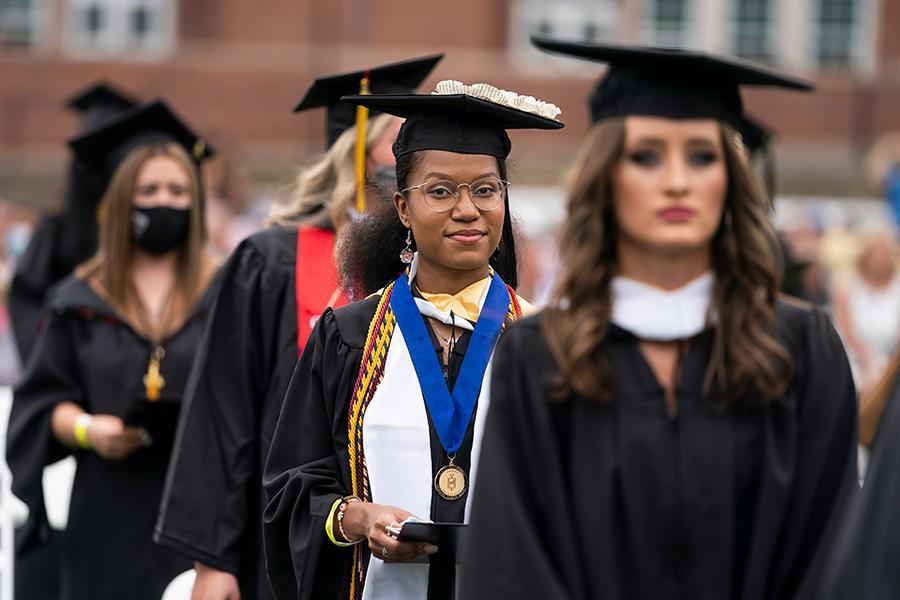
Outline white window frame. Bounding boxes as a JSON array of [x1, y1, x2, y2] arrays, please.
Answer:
[[810, 0, 862, 70], [508, 0, 620, 72], [728, 0, 777, 62], [0, 0, 48, 48], [62, 0, 176, 60], [639, 0, 694, 47]]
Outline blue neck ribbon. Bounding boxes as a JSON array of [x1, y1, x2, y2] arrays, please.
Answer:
[[390, 273, 509, 454]]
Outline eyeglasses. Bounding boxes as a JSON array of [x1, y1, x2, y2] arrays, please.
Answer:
[[401, 177, 510, 213]]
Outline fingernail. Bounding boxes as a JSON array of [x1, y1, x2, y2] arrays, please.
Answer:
[[425, 545, 438, 554]]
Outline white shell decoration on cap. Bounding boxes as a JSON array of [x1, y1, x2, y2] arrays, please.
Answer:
[[431, 80, 562, 121]]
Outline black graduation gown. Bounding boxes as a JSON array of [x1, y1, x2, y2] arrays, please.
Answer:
[[820, 368, 900, 600], [6, 275, 213, 600], [9, 162, 103, 362], [459, 300, 858, 600], [263, 295, 481, 600], [155, 225, 299, 600], [9, 215, 66, 362]]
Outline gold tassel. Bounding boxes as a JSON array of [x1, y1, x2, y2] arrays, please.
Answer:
[[354, 72, 370, 213]]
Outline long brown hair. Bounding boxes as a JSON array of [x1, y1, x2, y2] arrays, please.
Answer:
[[542, 118, 792, 406], [78, 142, 215, 340]]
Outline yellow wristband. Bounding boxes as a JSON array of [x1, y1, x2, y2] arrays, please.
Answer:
[[73, 414, 93, 450], [326, 496, 361, 547]]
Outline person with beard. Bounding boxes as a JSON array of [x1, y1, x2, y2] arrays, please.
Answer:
[[6, 99, 219, 599], [262, 80, 562, 600], [9, 82, 138, 364], [154, 55, 443, 600]]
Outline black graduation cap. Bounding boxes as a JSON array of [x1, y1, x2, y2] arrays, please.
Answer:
[[65, 81, 139, 133], [737, 115, 774, 155], [530, 37, 814, 129], [341, 87, 564, 160], [69, 99, 214, 178], [294, 54, 444, 148]]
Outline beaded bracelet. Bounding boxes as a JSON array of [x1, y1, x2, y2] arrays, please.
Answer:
[[337, 496, 363, 544]]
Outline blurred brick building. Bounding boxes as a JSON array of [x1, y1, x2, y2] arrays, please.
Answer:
[[0, 0, 898, 206]]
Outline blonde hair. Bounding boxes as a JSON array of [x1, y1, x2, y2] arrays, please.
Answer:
[[78, 142, 215, 340], [269, 113, 395, 231]]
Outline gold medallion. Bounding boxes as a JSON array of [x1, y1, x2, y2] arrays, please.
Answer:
[[434, 463, 467, 500]]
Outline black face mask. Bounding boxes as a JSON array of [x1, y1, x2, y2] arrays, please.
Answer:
[[130, 206, 190, 255]]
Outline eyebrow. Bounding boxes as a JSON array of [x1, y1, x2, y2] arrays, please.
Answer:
[[423, 171, 499, 180], [628, 136, 719, 146]]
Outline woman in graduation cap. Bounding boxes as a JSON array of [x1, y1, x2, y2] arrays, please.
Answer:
[[262, 81, 563, 600], [154, 56, 443, 600], [6, 99, 219, 599], [460, 39, 859, 600]]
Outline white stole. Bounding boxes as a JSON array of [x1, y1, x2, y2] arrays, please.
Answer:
[[361, 308, 494, 600]]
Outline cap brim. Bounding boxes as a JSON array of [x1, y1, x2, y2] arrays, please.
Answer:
[[293, 53, 445, 112], [65, 81, 139, 113], [69, 99, 214, 174], [340, 93, 564, 130], [531, 36, 814, 91]]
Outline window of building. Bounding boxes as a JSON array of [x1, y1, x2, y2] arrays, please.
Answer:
[[730, 0, 774, 61], [641, 0, 689, 46], [0, 0, 45, 47], [63, 0, 175, 58], [508, 0, 619, 69], [814, 0, 858, 68]]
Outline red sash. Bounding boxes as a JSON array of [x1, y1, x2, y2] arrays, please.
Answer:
[[295, 227, 348, 354]]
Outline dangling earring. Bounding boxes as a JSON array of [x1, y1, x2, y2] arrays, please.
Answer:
[[400, 229, 415, 264]]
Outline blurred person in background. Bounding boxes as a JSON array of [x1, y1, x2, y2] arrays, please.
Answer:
[[6, 100, 219, 600], [832, 228, 900, 391], [0, 266, 21, 386], [820, 346, 900, 599], [780, 216, 831, 306], [202, 152, 262, 258], [865, 131, 900, 227], [859, 349, 900, 449], [0, 205, 34, 385], [8, 83, 138, 364], [155, 56, 442, 600]]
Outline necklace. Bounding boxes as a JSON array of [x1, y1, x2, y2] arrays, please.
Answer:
[[432, 326, 459, 347]]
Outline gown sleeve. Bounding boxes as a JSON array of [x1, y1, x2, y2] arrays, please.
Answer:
[[768, 307, 859, 600], [818, 364, 900, 600], [155, 241, 276, 574], [458, 318, 590, 600], [6, 310, 82, 553], [263, 308, 358, 600]]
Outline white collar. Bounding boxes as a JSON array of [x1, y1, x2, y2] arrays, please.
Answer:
[[610, 272, 715, 341]]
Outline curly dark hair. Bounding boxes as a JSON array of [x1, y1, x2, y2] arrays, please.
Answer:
[[337, 152, 519, 299], [541, 118, 793, 406]]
